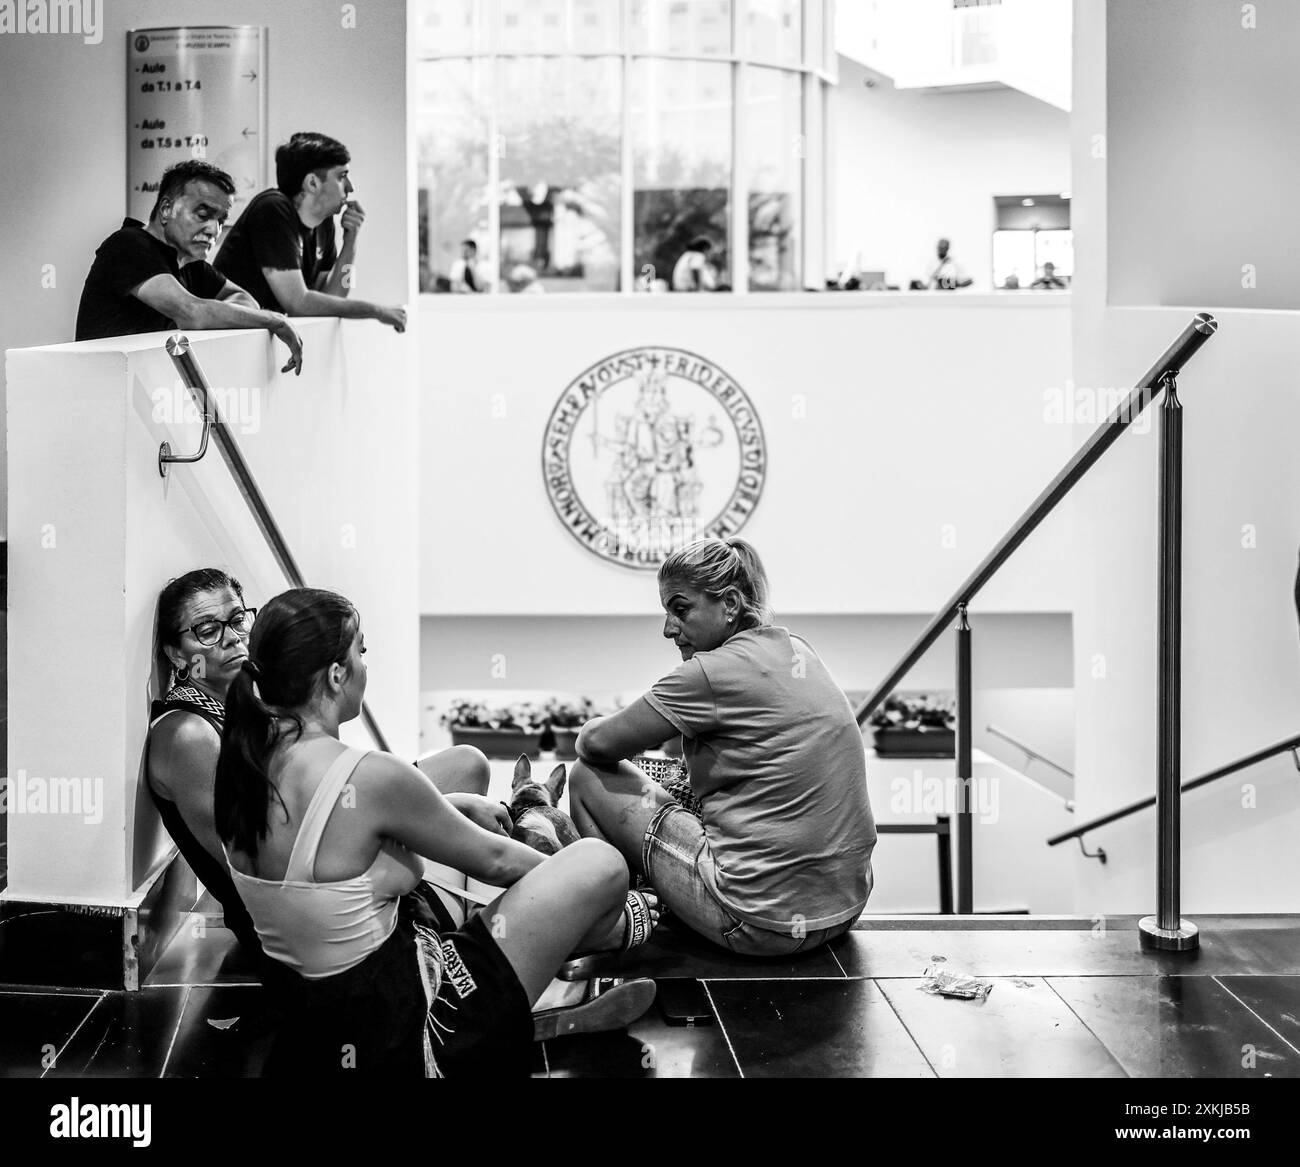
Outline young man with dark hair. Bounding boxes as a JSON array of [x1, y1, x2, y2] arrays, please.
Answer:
[[214, 131, 406, 331], [76, 160, 304, 372]]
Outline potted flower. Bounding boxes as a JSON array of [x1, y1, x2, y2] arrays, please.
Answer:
[[869, 693, 956, 758], [443, 699, 544, 759], [545, 696, 595, 760]]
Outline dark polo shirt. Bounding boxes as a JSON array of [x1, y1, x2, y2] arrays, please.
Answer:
[[214, 189, 338, 311], [75, 219, 227, 341]]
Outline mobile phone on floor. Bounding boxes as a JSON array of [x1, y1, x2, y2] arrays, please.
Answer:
[[658, 979, 714, 1027]]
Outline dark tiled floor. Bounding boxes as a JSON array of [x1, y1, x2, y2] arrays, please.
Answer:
[[48, 986, 190, 1077], [4, 913, 1296, 1078], [707, 978, 934, 1078], [1048, 975, 1300, 1078], [877, 976, 1126, 1078], [0, 988, 103, 1078]]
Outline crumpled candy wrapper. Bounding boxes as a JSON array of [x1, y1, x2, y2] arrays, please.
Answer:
[[919, 966, 994, 1000]]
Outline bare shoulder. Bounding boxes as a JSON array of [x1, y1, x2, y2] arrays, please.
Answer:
[[148, 712, 220, 798], [150, 711, 220, 758], [349, 750, 434, 806]]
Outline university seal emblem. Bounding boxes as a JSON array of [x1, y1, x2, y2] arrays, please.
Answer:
[[542, 347, 767, 569]]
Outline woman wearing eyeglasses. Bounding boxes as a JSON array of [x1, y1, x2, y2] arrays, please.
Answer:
[[148, 568, 496, 964], [149, 568, 267, 957]]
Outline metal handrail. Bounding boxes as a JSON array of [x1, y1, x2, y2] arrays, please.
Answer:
[[854, 312, 1219, 727], [984, 724, 1075, 811], [158, 334, 213, 475], [986, 723, 1074, 779], [163, 334, 391, 753], [1047, 733, 1300, 847]]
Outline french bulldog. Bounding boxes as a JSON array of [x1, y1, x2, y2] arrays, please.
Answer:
[[508, 754, 582, 856]]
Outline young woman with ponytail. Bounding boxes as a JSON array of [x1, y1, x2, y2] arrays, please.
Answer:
[[148, 569, 492, 973], [569, 537, 878, 958], [214, 587, 658, 1078]]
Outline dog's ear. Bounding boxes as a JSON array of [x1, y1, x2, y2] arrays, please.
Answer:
[[546, 763, 567, 802], [512, 754, 533, 794]]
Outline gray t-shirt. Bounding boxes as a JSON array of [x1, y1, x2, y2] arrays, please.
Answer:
[[645, 625, 876, 931]]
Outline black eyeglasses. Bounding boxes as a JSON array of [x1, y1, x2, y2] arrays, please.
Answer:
[[180, 607, 257, 646]]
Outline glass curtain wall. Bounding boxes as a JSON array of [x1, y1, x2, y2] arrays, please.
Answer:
[[416, 0, 829, 294]]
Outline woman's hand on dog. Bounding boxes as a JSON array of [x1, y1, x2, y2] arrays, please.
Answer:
[[449, 793, 514, 837]]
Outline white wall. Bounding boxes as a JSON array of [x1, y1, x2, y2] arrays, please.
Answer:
[[5, 319, 418, 904], [420, 612, 1073, 697], [0, 0, 413, 542], [830, 53, 1071, 291], [1067, 0, 1300, 915], [420, 294, 1074, 616], [1107, 0, 1300, 310]]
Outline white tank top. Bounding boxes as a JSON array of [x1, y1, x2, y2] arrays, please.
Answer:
[[227, 747, 423, 979]]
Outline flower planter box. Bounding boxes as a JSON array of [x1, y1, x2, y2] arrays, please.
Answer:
[[450, 725, 542, 760], [871, 727, 955, 759], [552, 728, 579, 760]]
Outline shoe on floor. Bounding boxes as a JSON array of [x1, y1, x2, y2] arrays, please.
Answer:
[[532, 977, 657, 1042]]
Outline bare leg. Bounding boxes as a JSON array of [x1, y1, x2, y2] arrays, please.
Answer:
[[416, 745, 490, 796], [414, 745, 490, 927], [568, 759, 675, 877], [485, 838, 630, 1005]]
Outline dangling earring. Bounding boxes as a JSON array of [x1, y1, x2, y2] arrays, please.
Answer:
[[175, 663, 191, 683]]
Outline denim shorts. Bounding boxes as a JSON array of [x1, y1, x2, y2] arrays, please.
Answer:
[[641, 803, 857, 958]]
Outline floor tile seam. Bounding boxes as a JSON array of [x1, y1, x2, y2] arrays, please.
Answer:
[[869, 977, 939, 1079], [144, 981, 261, 990], [157, 985, 192, 1079], [1041, 976, 1132, 1079], [40, 992, 106, 1079], [700, 980, 744, 1080], [1211, 975, 1300, 1059]]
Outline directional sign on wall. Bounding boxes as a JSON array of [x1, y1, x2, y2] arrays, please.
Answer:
[[126, 26, 267, 224]]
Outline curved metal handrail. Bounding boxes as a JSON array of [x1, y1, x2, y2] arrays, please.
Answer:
[[1047, 733, 1300, 847], [163, 334, 391, 753], [855, 312, 1219, 727], [157, 334, 212, 476]]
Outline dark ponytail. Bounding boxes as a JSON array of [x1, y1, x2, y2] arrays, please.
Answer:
[[215, 587, 360, 856]]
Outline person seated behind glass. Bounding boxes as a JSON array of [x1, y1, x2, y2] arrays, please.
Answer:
[[926, 237, 973, 289], [75, 160, 302, 373], [567, 538, 878, 958], [214, 131, 406, 331], [146, 569, 497, 968], [451, 239, 486, 293], [671, 237, 718, 292], [1030, 262, 1068, 289]]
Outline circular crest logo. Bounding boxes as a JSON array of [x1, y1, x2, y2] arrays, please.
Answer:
[[543, 347, 767, 570]]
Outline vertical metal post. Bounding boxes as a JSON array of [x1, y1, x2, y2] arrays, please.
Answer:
[[1140, 373, 1199, 951], [936, 817, 954, 915], [955, 603, 974, 914]]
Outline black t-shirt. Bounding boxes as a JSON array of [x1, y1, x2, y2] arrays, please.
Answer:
[[75, 219, 228, 341], [214, 189, 338, 311]]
